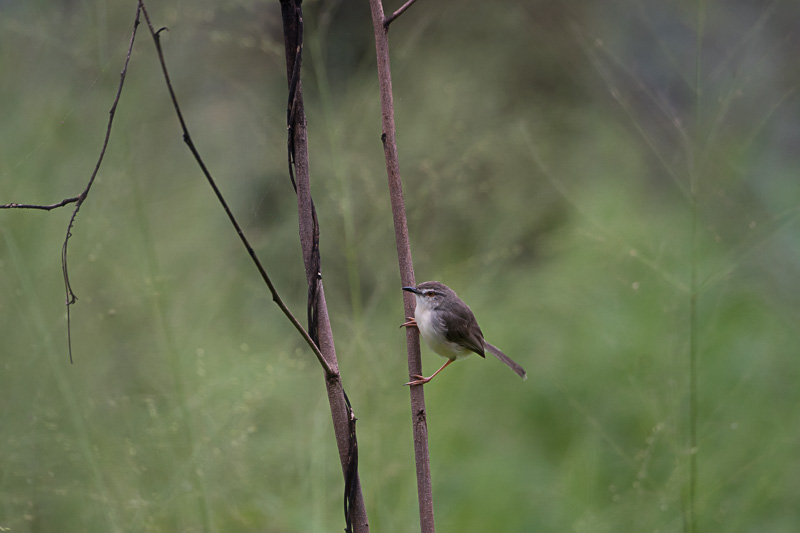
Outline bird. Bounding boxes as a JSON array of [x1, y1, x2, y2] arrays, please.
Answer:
[[400, 281, 527, 386]]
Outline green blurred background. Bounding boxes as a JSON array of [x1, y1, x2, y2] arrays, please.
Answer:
[[2, 0, 799, 531]]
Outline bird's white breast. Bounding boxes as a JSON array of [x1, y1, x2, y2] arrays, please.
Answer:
[[414, 296, 473, 360]]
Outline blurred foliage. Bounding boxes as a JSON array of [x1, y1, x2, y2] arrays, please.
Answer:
[[2, 0, 800, 531]]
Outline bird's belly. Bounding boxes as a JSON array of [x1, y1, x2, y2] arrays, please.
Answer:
[[416, 306, 473, 361], [425, 336, 473, 361]]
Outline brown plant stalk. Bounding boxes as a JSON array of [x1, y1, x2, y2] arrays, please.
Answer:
[[367, 0, 435, 531], [279, 1, 369, 532]]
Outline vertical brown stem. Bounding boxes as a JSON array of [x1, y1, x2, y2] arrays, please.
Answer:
[[367, 1, 436, 531], [279, 2, 369, 531]]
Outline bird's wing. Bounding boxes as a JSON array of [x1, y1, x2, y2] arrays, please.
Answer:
[[441, 302, 486, 357]]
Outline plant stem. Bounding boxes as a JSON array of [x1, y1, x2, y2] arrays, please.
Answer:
[[687, 2, 706, 533], [367, 1, 435, 531], [278, 2, 370, 531]]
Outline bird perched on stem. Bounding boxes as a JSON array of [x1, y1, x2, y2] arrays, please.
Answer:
[[401, 281, 527, 386]]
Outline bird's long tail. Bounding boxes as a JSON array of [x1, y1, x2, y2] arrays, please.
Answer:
[[485, 342, 527, 380]]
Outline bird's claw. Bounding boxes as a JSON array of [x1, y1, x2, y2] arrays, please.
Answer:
[[400, 317, 417, 329], [404, 374, 429, 386]]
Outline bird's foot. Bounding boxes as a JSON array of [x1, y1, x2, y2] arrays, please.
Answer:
[[399, 317, 417, 329], [404, 374, 431, 387]]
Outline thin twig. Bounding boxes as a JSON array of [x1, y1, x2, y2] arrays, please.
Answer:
[[1, 5, 141, 364], [0, 197, 80, 210], [137, 0, 335, 379], [384, 0, 419, 28], [60, 3, 142, 363]]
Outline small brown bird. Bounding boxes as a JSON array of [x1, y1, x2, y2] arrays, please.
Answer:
[[401, 281, 527, 386]]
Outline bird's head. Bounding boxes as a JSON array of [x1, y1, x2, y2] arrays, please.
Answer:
[[402, 281, 454, 310]]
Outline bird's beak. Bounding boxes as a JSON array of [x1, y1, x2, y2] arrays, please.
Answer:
[[402, 286, 419, 294]]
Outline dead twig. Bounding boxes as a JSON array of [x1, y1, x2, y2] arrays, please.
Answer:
[[1, 4, 141, 364], [384, 0, 420, 28], [136, 0, 335, 378], [0, 197, 80, 210]]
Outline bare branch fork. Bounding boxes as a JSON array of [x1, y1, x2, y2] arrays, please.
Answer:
[[384, 0, 419, 28], [136, 2, 337, 377], [0, 4, 143, 363], [368, 0, 435, 531], [0, 1, 332, 376]]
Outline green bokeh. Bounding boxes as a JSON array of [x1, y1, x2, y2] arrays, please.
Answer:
[[2, 1, 799, 531]]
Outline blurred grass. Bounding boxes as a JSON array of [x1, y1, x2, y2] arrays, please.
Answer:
[[2, 0, 800, 531]]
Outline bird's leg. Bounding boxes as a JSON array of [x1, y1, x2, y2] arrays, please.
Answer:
[[405, 359, 454, 387], [400, 316, 417, 328]]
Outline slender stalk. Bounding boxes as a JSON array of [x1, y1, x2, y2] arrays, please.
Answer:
[[367, 1, 435, 531], [687, 2, 705, 533], [688, 192, 698, 533]]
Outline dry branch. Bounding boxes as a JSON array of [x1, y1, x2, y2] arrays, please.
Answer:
[[0, 3, 143, 363], [384, 0, 420, 28], [0, 198, 80, 210], [136, 1, 334, 378]]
